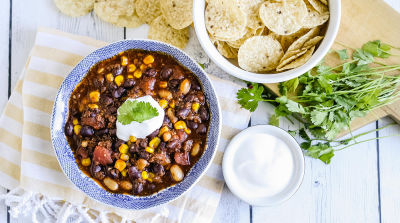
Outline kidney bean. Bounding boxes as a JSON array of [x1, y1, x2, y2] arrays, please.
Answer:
[[65, 121, 74, 136], [177, 108, 190, 119], [196, 123, 207, 134], [128, 166, 141, 180], [174, 152, 190, 165], [81, 125, 94, 136], [123, 78, 135, 88], [166, 139, 180, 150], [183, 140, 193, 152], [144, 68, 157, 77], [170, 164, 184, 181], [199, 106, 209, 121], [103, 177, 119, 191], [160, 67, 173, 79], [120, 180, 133, 191], [179, 79, 191, 95], [191, 142, 201, 156], [187, 121, 198, 130], [112, 87, 125, 98]]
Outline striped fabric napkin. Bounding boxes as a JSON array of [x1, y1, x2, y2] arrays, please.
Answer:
[[0, 28, 251, 222]]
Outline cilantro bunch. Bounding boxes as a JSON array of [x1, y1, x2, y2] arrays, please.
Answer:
[[237, 40, 400, 164]]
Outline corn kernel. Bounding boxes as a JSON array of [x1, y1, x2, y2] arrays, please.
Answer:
[[174, 121, 187, 130], [184, 128, 191, 134], [121, 56, 128, 66], [97, 67, 105, 74], [89, 91, 100, 103], [169, 100, 175, 108], [74, 125, 81, 135], [143, 55, 154, 64], [120, 153, 130, 161], [115, 75, 124, 86], [192, 102, 200, 112], [159, 99, 168, 109], [147, 172, 155, 182], [81, 140, 88, 147], [121, 169, 128, 177], [119, 144, 129, 154], [134, 70, 142, 78], [115, 159, 126, 172], [81, 158, 91, 167], [88, 104, 99, 109], [159, 81, 168, 88], [129, 136, 137, 142], [145, 147, 154, 154], [128, 64, 136, 72], [127, 74, 134, 79], [72, 118, 79, 125], [141, 171, 148, 180], [140, 64, 146, 70], [149, 137, 161, 148], [106, 73, 114, 82], [159, 126, 169, 136]]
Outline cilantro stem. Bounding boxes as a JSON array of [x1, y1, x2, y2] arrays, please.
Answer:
[[335, 134, 400, 151]]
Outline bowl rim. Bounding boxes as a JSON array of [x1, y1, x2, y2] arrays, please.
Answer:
[[50, 39, 222, 210], [193, 0, 342, 83]]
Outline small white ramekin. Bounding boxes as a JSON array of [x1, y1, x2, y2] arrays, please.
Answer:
[[193, 0, 341, 83]]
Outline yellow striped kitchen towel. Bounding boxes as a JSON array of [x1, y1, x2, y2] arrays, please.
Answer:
[[0, 27, 251, 223]]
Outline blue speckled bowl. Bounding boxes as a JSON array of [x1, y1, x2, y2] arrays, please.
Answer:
[[50, 40, 221, 210]]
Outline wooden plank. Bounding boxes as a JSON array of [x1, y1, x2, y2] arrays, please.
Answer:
[[0, 187, 7, 223], [212, 184, 250, 223], [251, 102, 379, 223], [11, 0, 124, 89], [377, 117, 400, 223]]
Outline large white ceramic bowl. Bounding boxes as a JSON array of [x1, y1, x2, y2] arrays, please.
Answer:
[[193, 0, 341, 83]]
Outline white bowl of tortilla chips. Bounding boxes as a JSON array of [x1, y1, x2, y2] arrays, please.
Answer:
[[193, 0, 341, 83]]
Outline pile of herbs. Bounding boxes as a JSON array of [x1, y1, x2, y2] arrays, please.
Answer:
[[236, 40, 400, 164]]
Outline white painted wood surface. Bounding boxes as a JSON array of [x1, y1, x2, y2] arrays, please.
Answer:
[[0, 0, 399, 222]]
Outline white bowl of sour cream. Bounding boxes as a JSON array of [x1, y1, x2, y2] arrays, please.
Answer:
[[222, 125, 304, 206]]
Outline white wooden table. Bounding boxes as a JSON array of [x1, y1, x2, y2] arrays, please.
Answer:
[[1, 0, 400, 222]]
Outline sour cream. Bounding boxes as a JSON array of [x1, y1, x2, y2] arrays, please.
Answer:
[[223, 125, 304, 206], [116, 95, 165, 141]]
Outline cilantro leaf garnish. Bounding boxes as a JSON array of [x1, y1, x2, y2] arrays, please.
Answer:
[[235, 39, 400, 164], [117, 100, 159, 125]]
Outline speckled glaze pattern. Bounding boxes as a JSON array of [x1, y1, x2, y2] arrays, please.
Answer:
[[50, 39, 221, 210]]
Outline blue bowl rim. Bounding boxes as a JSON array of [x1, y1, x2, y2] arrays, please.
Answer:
[[50, 39, 221, 210]]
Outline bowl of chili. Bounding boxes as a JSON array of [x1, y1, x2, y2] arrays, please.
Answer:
[[51, 39, 221, 209]]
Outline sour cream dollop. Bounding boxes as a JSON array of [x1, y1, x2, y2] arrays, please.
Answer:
[[116, 95, 165, 141]]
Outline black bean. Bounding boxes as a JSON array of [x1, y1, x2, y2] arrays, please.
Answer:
[[114, 139, 125, 150], [81, 125, 94, 136], [160, 67, 173, 79], [192, 82, 201, 91], [158, 142, 166, 152], [168, 79, 179, 89], [187, 121, 198, 130], [129, 143, 139, 154], [177, 108, 190, 119], [101, 96, 113, 106], [133, 182, 143, 194], [112, 87, 125, 98], [107, 167, 120, 179], [123, 78, 135, 88], [128, 166, 141, 180], [148, 129, 160, 139], [112, 66, 124, 76], [147, 183, 156, 190], [91, 164, 105, 180], [144, 68, 157, 77], [166, 139, 180, 149], [184, 94, 196, 102], [152, 163, 165, 176], [199, 106, 209, 121], [138, 151, 150, 160], [109, 129, 116, 135], [65, 121, 74, 136], [196, 123, 207, 134], [96, 128, 108, 136]]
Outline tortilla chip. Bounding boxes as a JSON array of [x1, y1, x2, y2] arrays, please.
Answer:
[[277, 46, 315, 71], [238, 36, 284, 72], [302, 1, 330, 28], [216, 41, 238, 59], [160, 0, 193, 29], [259, 0, 307, 35], [277, 48, 308, 70], [135, 0, 161, 24], [148, 16, 189, 49], [237, 0, 264, 29], [281, 27, 320, 61], [54, 0, 94, 17]]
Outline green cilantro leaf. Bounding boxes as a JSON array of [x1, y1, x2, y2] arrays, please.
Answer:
[[117, 100, 159, 125], [310, 110, 328, 126], [269, 114, 280, 127], [362, 40, 391, 58], [353, 49, 374, 65], [305, 143, 334, 164], [299, 128, 311, 141], [281, 77, 299, 94], [336, 49, 349, 60], [288, 130, 297, 137], [236, 83, 265, 112], [285, 99, 306, 114]]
